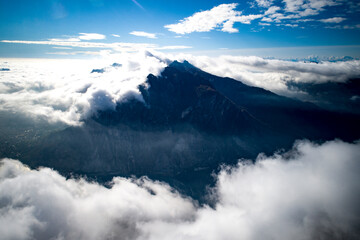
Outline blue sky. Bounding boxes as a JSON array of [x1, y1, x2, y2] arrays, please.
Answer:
[[1, 0, 360, 58]]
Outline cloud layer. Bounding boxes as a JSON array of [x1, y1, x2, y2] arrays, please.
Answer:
[[1, 139, 360, 239], [1, 53, 359, 125], [0, 51, 167, 125], [180, 55, 360, 96]]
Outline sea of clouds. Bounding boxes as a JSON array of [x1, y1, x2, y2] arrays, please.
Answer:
[[0, 51, 167, 125], [1, 51, 360, 239], [182, 55, 360, 97], [1, 139, 359, 240], [1, 51, 360, 125]]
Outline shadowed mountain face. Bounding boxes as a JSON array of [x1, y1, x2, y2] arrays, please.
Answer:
[[286, 78, 360, 115], [16, 61, 360, 199]]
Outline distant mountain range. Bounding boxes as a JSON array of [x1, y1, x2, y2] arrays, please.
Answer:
[[5, 60, 360, 200]]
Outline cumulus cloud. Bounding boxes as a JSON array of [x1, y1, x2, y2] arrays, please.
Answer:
[[164, 3, 262, 34], [283, 0, 339, 16], [129, 31, 157, 39], [320, 17, 346, 23], [264, 6, 281, 15], [178, 55, 360, 96], [258, 0, 348, 25], [0, 51, 167, 125], [255, 0, 274, 8], [1, 139, 360, 239], [0, 159, 195, 240], [165, 1, 351, 30]]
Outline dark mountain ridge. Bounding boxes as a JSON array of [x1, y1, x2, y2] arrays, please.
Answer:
[[14, 60, 360, 200], [97, 60, 359, 140]]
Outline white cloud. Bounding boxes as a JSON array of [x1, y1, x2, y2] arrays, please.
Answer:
[[0, 51, 167, 125], [78, 33, 106, 40], [264, 6, 281, 15], [255, 0, 274, 8], [260, 0, 345, 24], [283, 0, 305, 12], [343, 24, 360, 29], [45, 50, 112, 56], [1, 39, 157, 53], [157, 45, 192, 50], [48, 33, 106, 42], [52, 46, 73, 50], [284, 23, 299, 27], [49, 37, 81, 42], [131, 0, 145, 11], [1, 39, 191, 55], [1, 139, 360, 239], [179, 55, 360, 96], [1, 52, 359, 125], [111, 34, 121, 37], [0, 158, 195, 240], [283, 0, 340, 16], [163, 1, 350, 31], [164, 4, 262, 34], [320, 17, 346, 23], [130, 31, 157, 39]]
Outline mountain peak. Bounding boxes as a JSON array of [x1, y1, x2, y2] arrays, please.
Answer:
[[169, 60, 197, 71]]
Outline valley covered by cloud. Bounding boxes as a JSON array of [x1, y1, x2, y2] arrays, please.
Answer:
[[1, 139, 359, 240], [1, 52, 360, 126], [1, 50, 359, 240], [0, 52, 167, 125], [1, 1, 359, 239]]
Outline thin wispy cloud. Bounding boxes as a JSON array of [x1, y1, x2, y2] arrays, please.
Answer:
[[130, 0, 145, 11], [78, 33, 106, 40], [0, 39, 156, 51], [157, 45, 192, 50], [48, 33, 105, 42], [0, 39, 191, 54], [48, 37, 81, 42], [130, 31, 157, 39], [52, 46, 73, 50], [320, 17, 346, 23]]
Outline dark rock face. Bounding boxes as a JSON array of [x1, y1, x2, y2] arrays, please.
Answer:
[[91, 68, 105, 73], [20, 60, 360, 199], [286, 79, 360, 114], [111, 63, 122, 67]]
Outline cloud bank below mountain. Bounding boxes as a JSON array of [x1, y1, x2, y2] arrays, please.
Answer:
[[1, 139, 359, 240], [182, 55, 360, 96], [0, 51, 166, 125], [1, 52, 360, 126]]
